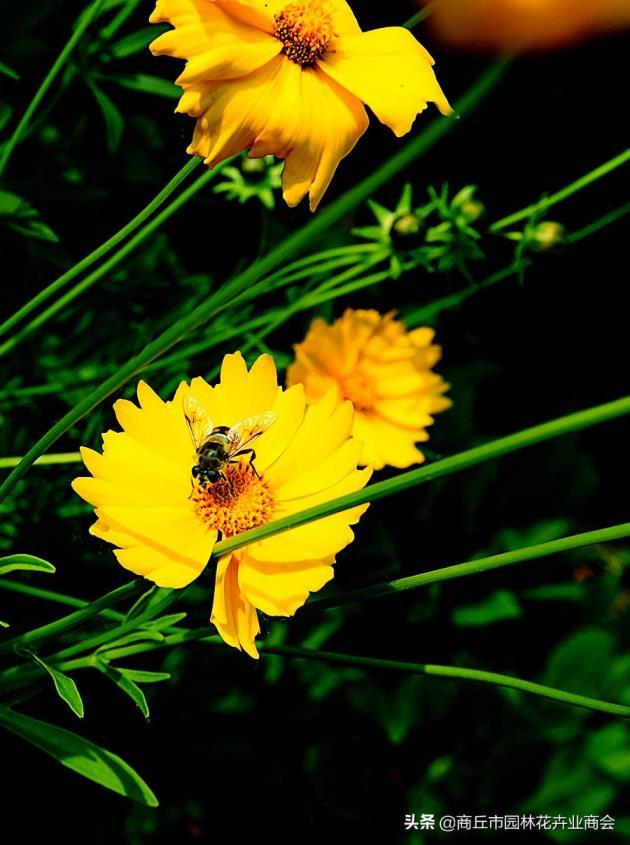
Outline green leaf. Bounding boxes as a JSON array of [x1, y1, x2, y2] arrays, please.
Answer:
[[452, 589, 521, 627], [95, 659, 150, 719], [0, 61, 19, 81], [95, 629, 164, 653], [545, 628, 616, 694], [109, 27, 158, 58], [0, 190, 59, 243], [0, 708, 158, 806], [86, 78, 124, 152], [117, 668, 171, 684], [145, 612, 187, 631], [0, 554, 55, 577], [24, 650, 84, 718], [103, 72, 179, 99]]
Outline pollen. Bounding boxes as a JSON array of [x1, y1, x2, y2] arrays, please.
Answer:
[[274, 1, 334, 66], [192, 463, 274, 538], [340, 372, 376, 411]]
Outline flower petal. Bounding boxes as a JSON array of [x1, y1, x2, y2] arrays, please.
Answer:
[[211, 554, 260, 657], [115, 545, 206, 588], [276, 66, 368, 211], [96, 504, 217, 566], [318, 27, 452, 137], [151, 0, 281, 80], [239, 552, 334, 616], [211, 0, 279, 33]]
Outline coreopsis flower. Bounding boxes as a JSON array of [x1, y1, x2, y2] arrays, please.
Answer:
[[287, 310, 451, 470], [149, 0, 451, 210], [72, 353, 370, 658], [426, 0, 630, 52]]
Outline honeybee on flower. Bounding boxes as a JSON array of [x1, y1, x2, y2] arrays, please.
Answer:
[[72, 353, 371, 658]]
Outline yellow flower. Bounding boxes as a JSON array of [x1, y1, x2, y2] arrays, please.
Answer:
[[72, 353, 371, 658], [149, 0, 451, 210], [427, 0, 630, 52], [286, 309, 451, 470]]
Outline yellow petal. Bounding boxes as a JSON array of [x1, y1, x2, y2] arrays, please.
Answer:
[[115, 545, 206, 588], [279, 66, 368, 211], [151, 0, 281, 81], [264, 390, 353, 490], [97, 504, 217, 565], [239, 552, 334, 616], [318, 27, 452, 137], [211, 0, 279, 33], [253, 384, 306, 474], [273, 438, 363, 501], [352, 412, 425, 470], [211, 554, 260, 657]]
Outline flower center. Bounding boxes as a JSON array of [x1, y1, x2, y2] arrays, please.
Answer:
[[340, 372, 376, 411], [192, 463, 274, 538], [274, 1, 334, 67]]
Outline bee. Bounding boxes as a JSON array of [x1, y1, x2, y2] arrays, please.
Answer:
[[183, 395, 277, 490]]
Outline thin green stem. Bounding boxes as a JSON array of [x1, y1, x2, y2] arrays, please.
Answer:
[[21, 631, 630, 719], [254, 645, 630, 719], [490, 148, 630, 232], [0, 61, 507, 501], [0, 158, 200, 342], [567, 201, 630, 244], [404, 200, 630, 327], [403, 3, 436, 30], [0, 452, 82, 470], [212, 394, 630, 558], [0, 579, 143, 658], [0, 0, 105, 177], [0, 164, 220, 359], [307, 522, 630, 611], [0, 578, 124, 621]]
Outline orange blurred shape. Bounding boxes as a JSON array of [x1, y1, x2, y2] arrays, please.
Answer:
[[426, 0, 630, 51]]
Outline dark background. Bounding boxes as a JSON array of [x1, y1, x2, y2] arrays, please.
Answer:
[[0, 0, 629, 842]]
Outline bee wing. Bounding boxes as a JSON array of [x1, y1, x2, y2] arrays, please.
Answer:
[[183, 395, 214, 451], [226, 412, 278, 455]]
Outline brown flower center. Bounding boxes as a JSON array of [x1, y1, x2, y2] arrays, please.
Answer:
[[274, 1, 334, 66], [192, 463, 274, 538], [341, 372, 376, 411]]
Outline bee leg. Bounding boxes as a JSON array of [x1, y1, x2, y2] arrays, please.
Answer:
[[234, 449, 259, 477]]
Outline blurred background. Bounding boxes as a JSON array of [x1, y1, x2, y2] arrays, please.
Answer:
[[1, 0, 629, 841]]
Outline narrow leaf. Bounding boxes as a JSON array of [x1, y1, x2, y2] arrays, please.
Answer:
[[146, 612, 187, 631], [117, 668, 171, 684], [0, 60, 19, 80], [95, 659, 150, 719], [24, 650, 84, 718], [86, 78, 124, 152], [109, 27, 158, 58], [0, 554, 55, 577], [103, 71, 179, 99], [96, 629, 164, 653], [0, 708, 158, 805]]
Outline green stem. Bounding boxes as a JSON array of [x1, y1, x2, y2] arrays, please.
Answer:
[[0, 452, 82, 470], [0, 0, 105, 178], [0, 164, 220, 359], [0, 578, 124, 621], [0, 158, 200, 342], [0, 61, 507, 501], [307, 522, 630, 611], [490, 148, 630, 232], [255, 645, 630, 719], [0, 580, 143, 658], [404, 200, 630, 327], [26, 631, 630, 719], [212, 394, 630, 558], [403, 3, 436, 30]]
